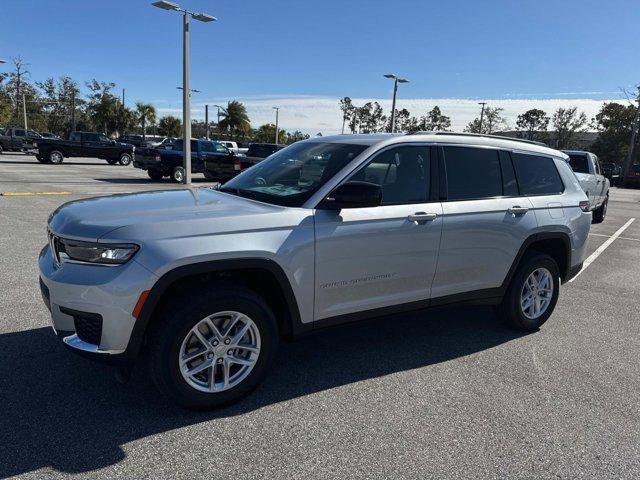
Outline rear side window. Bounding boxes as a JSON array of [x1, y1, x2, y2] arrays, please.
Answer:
[[512, 153, 564, 195], [567, 154, 589, 173], [443, 146, 502, 200]]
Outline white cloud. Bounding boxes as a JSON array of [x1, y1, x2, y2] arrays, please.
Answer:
[[157, 96, 624, 135]]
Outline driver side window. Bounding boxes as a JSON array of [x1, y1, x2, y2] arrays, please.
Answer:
[[352, 146, 430, 205]]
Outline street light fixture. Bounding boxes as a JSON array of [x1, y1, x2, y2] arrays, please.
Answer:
[[384, 73, 409, 133], [273, 107, 280, 145], [152, 1, 217, 185]]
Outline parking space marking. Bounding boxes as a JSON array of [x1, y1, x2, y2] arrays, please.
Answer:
[[569, 218, 636, 283], [0, 191, 72, 196], [589, 232, 640, 243]]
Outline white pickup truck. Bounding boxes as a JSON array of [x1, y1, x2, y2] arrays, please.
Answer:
[[563, 150, 610, 224], [217, 141, 248, 156]]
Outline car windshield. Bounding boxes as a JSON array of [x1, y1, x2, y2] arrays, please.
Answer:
[[220, 142, 368, 207], [567, 154, 589, 173]]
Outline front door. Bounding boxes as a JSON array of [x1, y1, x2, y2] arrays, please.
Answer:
[[314, 145, 442, 321]]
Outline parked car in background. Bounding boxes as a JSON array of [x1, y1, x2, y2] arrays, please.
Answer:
[[116, 134, 154, 149], [134, 139, 243, 182], [622, 164, 640, 187], [562, 150, 610, 223], [39, 132, 61, 140], [216, 140, 248, 155], [0, 127, 41, 152], [245, 143, 283, 160], [601, 162, 622, 186], [39, 133, 591, 408], [36, 131, 135, 165]]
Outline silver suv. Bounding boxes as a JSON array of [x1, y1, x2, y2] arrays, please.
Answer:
[[39, 133, 591, 408]]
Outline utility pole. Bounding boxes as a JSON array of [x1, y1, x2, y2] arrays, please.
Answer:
[[622, 86, 640, 180], [273, 107, 280, 145], [71, 90, 76, 131], [22, 94, 27, 129], [478, 102, 486, 133], [205, 104, 209, 140]]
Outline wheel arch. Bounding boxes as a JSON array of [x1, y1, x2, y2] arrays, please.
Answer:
[[502, 232, 572, 290], [125, 258, 305, 360]]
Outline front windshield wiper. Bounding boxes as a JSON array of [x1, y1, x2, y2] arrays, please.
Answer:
[[218, 187, 259, 200]]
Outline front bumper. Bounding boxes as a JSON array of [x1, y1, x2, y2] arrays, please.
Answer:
[[38, 243, 158, 362]]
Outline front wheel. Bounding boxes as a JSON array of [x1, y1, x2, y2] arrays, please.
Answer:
[[119, 153, 132, 166], [171, 166, 185, 183], [495, 252, 560, 331], [147, 285, 279, 409], [48, 150, 64, 164]]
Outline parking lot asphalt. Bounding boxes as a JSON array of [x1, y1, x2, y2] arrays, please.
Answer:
[[1, 153, 639, 479]]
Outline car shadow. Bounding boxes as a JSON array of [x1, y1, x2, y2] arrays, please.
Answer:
[[0, 306, 526, 477]]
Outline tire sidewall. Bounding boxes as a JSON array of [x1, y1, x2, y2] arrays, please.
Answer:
[[505, 254, 560, 330], [151, 289, 279, 409]]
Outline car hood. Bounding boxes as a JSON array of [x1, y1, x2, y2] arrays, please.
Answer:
[[48, 188, 297, 241]]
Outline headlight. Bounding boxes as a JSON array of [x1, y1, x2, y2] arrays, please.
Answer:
[[56, 238, 139, 265]]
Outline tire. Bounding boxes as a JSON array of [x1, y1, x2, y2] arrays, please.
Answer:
[[48, 150, 64, 164], [495, 252, 560, 331], [147, 169, 164, 180], [171, 166, 185, 183], [106, 159, 118, 165], [592, 196, 608, 224], [119, 152, 132, 166], [147, 284, 279, 409]]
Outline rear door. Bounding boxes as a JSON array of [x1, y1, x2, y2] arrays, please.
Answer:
[[314, 144, 442, 320], [82, 133, 102, 158], [431, 146, 537, 299]]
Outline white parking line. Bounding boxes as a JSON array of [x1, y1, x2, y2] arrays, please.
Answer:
[[589, 232, 640, 243], [569, 218, 636, 283]]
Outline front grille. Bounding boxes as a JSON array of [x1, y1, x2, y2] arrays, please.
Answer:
[[60, 307, 103, 345]]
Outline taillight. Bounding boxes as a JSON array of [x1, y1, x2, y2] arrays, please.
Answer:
[[233, 158, 241, 171], [579, 201, 590, 212]]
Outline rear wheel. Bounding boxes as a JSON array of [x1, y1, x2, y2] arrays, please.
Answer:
[[171, 166, 185, 183], [495, 252, 560, 331], [592, 196, 608, 224], [119, 153, 132, 166], [147, 169, 163, 180], [48, 150, 64, 164], [147, 285, 279, 409]]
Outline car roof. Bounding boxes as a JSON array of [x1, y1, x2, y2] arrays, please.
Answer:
[[306, 133, 567, 158]]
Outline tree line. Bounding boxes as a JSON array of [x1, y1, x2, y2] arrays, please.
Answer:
[[339, 95, 640, 167], [0, 57, 310, 145]]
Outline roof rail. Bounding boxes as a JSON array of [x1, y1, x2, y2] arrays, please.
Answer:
[[406, 131, 548, 147]]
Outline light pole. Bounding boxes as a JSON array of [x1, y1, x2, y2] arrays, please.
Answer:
[[273, 107, 280, 145], [214, 104, 227, 139], [384, 74, 408, 133], [152, 1, 216, 184], [478, 102, 486, 133]]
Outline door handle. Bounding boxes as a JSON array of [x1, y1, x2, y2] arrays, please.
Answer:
[[508, 206, 529, 216], [408, 212, 438, 223]]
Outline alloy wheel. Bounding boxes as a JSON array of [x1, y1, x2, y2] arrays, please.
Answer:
[[520, 267, 554, 319], [178, 311, 261, 393]]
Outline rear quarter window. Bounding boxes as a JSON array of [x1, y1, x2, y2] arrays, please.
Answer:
[[443, 146, 503, 200], [512, 153, 564, 196]]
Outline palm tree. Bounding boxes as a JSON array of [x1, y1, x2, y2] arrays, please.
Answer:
[[135, 102, 157, 139], [218, 100, 250, 139], [158, 115, 182, 138]]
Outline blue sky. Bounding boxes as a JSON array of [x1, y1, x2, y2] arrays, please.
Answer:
[[2, 0, 638, 132]]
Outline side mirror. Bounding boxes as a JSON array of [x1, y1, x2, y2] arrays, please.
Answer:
[[324, 181, 382, 209]]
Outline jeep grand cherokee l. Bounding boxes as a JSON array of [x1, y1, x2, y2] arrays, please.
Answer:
[[39, 132, 591, 409]]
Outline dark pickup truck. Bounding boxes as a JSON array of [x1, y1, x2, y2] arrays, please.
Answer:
[[0, 128, 41, 154], [134, 139, 258, 182], [36, 131, 135, 165]]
